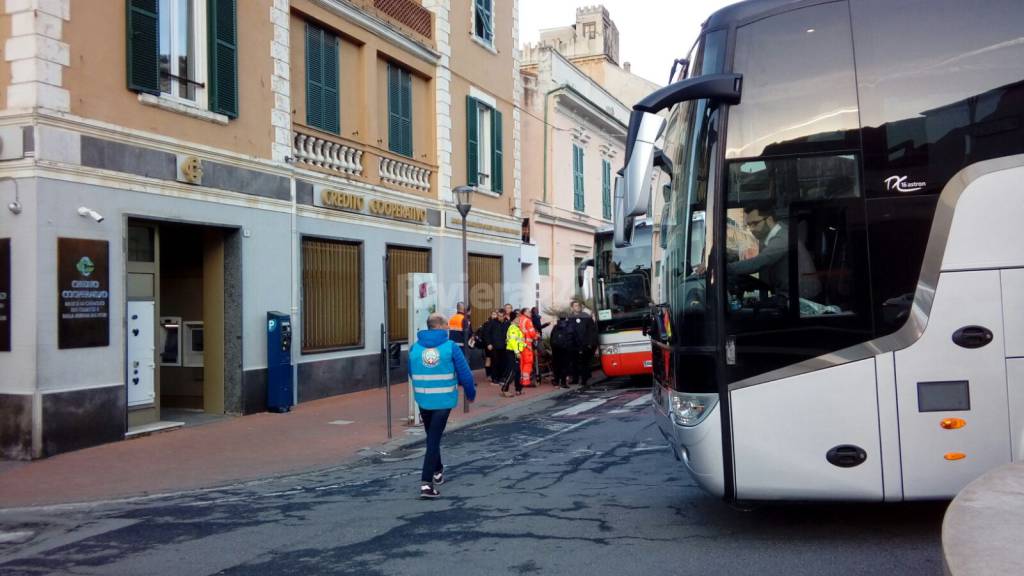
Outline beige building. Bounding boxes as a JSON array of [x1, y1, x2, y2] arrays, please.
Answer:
[[0, 0, 521, 460], [529, 5, 659, 110], [520, 4, 661, 323]]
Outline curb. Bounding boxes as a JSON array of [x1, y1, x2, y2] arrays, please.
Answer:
[[378, 385, 575, 454], [0, 385, 574, 514]]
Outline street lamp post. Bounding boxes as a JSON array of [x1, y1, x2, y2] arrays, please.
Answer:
[[453, 185, 474, 413]]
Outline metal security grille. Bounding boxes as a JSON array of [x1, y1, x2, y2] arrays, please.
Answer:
[[387, 247, 430, 342], [468, 254, 502, 317], [302, 238, 361, 352]]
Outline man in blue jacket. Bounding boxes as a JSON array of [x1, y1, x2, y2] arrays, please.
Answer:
[[410, 313, 477, 499]]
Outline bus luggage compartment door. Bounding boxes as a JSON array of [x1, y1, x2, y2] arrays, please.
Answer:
[[730, 358, 883, 501], [895, 270, 1009, 499]]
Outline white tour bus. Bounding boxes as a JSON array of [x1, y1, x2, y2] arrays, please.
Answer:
[[616, 0, 1024, 501]]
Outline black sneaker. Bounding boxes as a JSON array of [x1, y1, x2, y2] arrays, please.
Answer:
[[419, 484, 440, 499], [432, 470, 445, 485]]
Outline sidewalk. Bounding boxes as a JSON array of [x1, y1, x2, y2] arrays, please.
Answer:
[[0, 370, 568, 509], [942, 462, 1024, 576]]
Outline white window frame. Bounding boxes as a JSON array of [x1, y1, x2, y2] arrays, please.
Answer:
[[471, 0, 496, 51], [470, 87, 499, 194], [160, 0, 208, 109], [477, 104, 493, 191]]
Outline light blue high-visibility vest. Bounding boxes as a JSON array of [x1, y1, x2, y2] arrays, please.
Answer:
[[410, 340, 459, 410]]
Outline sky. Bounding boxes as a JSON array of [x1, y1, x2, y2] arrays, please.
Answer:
[[518, 0, 738, 86]]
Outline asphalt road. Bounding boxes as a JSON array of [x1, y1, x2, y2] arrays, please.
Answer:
[[0, 382, 947, 575]]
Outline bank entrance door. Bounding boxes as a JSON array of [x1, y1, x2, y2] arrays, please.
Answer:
[[126, 220, 238, 433]]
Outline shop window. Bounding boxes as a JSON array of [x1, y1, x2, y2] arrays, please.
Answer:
[[387, 246, 430, 342], [302, 238, 362, 351], [469, 254, 503, 316]]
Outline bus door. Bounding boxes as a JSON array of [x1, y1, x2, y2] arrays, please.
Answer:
[[894, 271, 1010, 499]]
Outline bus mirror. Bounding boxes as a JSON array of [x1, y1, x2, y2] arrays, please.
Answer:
[[621, 73, 742, 221], [622, 112, 663, 219], [614, 176, 636, 248]]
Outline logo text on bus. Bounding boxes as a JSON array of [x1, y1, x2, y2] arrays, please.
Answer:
[[884, 175, 926, 193]]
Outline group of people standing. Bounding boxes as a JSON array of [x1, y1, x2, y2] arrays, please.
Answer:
[[548, 301, 598, 389], [455, 300, 597, 393], [473, 303, 547, 397]]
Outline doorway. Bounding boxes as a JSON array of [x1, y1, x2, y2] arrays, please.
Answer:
[[126, 220, 241, 432]]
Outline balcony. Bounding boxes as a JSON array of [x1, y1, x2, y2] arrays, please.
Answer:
[[293, 127, 434, 195], [340, 0, 434, 47], [293, 131, 364, 176], [378, 155, 431, 192]]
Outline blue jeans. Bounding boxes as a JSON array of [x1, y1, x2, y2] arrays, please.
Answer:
[[420, 408, 451, 483]]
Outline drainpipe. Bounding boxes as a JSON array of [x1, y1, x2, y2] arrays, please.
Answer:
[[289, 174, 299, 407], [542, 84, 568, 204], [541, 84, 567, 313]]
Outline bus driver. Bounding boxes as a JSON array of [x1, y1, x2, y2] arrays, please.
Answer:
[[727, 204, 821, 301]]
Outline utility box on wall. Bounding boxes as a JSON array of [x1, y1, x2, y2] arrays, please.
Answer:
[[266, 311, 294, 413]]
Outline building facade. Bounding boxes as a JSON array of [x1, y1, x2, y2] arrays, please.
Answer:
[[520, 5, 664, 324], [0, 0, 521, 460], [520, 46, 629, 318]]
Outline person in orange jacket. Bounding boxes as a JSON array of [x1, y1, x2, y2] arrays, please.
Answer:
[[517, 308, 538, 388]]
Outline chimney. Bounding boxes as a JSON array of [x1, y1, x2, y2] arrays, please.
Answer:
[[623, 61, 631, 73]]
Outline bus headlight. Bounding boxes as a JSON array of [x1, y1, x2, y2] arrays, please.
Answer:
[[600, 344, 620, 356], [669, 391, 718, 427]]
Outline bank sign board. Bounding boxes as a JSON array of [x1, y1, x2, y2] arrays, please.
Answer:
[[58, 238, 110, 349], [0, 238, 9, 351]]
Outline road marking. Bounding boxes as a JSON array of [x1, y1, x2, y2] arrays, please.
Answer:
[[624, 393, 652, 408], [523, 417, 596, 447], [609, 409, 629, 414], [552, 399, 608, 417], [328, 420, 354, 426], [0, 530, 34, 544], [630, 445, 670, 453]]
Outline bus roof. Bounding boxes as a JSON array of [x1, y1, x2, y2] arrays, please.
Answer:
[[705, 0, 808, 31]]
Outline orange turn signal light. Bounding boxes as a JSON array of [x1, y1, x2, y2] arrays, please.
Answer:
[[940, 418, 966, 430], [944, 452, 967, 461]]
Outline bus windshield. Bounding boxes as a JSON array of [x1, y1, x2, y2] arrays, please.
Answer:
[[595, 224, 653, 331]]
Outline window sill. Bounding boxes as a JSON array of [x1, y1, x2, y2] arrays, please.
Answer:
[[471, 35, 498, 55], [474, 187, 500, 198], [138, 93, 230, 126]]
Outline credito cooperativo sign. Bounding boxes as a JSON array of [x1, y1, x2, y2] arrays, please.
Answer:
[[315, 188, 426, 224]]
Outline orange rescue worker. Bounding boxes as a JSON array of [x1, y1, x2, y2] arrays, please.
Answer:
[[448, 302, 467, 346], [517, 308, 537, 388]]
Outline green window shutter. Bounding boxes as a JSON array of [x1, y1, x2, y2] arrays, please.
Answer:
[[466, 96, 478, 186], [492, 108, 503, 193], [602, 160, 611, 219], [388, 65, 401, 154], [322, 32, 339, 134], [306, 24, 324, 130], [389, 66, 412, 157], [305, 24, 338, 134], [401, 69, 413, 157], [573, 145, 585, 211], [208, 0, 238, 118], [126, 0, 160, 95]]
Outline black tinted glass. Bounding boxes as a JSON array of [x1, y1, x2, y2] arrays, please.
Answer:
[[853, 0, 1024, 337], [727, 1, 859, 159], [853, 0, 1024, 198]]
